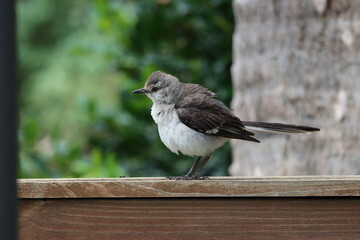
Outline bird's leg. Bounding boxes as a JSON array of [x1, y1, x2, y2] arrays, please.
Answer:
[[184, 156, 202, 178], [167, 156, 209, 180], [167, 157, 203, 180], [192, 155, 211, 178]]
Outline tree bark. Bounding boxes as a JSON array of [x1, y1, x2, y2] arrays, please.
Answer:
[[230, 0, 360, 176]]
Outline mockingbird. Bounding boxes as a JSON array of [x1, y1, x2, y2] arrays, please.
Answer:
[[132, 71, 320, 180]]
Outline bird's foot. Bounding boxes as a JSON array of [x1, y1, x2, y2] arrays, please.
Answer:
[[166, 175, 209, 180]]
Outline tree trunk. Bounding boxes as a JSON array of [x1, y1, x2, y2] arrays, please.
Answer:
[[230, 0, 360, 176]]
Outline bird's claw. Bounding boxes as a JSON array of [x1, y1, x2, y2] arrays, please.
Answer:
[[166, 175, 209, 180]]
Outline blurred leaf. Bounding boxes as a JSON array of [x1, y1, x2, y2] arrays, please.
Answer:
[[18, 0, 233, 178]]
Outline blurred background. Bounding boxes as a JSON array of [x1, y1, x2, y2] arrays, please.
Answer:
[[18, 0, 234, 178], [230, 0, 360, 176], [18, 0, 360, 178]]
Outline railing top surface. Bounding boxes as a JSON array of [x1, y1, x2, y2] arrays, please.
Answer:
[[18, 175, 360, 198]]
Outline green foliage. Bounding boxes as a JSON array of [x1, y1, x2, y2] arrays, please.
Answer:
[[18, 0, 234, 178]]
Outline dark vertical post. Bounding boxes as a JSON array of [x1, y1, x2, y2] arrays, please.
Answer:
[[0, 0, 18, 239]]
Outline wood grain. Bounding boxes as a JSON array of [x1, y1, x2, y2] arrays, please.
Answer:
[[19, 198, 360, 240], [18, 176, 360, 198]]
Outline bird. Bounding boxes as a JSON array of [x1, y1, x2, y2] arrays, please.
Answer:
[[132, 71, 320, 180]]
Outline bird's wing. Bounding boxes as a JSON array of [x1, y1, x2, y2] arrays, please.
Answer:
[[175, 95, 259, 143]]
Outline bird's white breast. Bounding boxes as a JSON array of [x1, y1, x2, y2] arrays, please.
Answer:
[[151, 103, 227, 156]]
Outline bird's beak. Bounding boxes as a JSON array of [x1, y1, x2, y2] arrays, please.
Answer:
[[132, 88, 149, 94]]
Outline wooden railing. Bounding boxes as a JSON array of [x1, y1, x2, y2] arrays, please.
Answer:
[[18, 176, 360, 239]]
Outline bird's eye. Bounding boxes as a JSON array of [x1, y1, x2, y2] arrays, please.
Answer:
[[152, 87, 159, 92]]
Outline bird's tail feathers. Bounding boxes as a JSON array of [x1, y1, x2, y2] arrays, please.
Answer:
[[242, 121, 320, 134]]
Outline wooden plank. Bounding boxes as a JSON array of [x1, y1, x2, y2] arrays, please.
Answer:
[[19, 198, 360, 240], [18, 176, 360, 198]]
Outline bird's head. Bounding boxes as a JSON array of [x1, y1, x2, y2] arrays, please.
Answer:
[[132, 71, 180, 104]]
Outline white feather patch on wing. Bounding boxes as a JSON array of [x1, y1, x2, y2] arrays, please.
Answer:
[[206, 128, 219, 134]]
